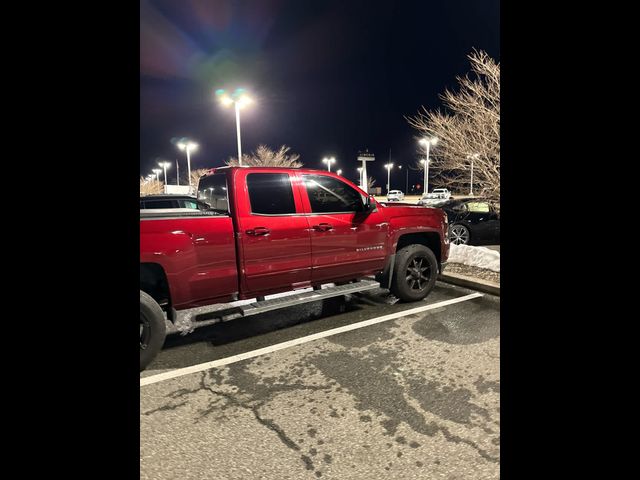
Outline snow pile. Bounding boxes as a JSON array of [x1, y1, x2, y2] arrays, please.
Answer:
[[448, 244, 500, 272]]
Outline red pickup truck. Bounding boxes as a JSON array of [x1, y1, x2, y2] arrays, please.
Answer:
[[140, 167, 449, 370]]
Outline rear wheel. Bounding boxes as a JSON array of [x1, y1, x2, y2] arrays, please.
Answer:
[[140, 290, 167, 372], [390, 244, 438, 302]]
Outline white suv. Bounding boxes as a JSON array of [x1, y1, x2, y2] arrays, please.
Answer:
[[431, 188, 451, 199], [418, 188, 452, 206], [386, 190, 405, 201]]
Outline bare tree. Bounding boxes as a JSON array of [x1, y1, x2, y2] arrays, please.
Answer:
[[140, 177, 163, 196], [407, 49, 500, 202], [226, 144, 302, 168]]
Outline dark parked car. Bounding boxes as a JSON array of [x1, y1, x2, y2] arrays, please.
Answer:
[[140, 195, 211, 211], [436, 198, 500, 245]]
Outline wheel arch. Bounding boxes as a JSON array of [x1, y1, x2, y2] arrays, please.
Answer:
[[140, 262, 174, 322], [395, 232, 442, 265]]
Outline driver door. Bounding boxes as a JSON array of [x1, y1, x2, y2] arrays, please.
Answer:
[[299, 173, 388, 283]]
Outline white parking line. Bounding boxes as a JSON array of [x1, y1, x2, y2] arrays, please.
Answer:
[[140, 292, 483, 387]]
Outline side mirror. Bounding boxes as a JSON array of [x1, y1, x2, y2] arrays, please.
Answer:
[[364, 195, 375, 211]]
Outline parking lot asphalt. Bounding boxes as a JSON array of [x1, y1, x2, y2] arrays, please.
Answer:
[[141, 282, 500, 480]]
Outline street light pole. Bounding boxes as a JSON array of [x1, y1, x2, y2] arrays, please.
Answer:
[[424, 141, 430, 194], [186, 148, 191, 182], [405, 166, 409, 193], [158, 161, 171, 185], [235, 101, 242, 165], [216, 88, 253, 167], [419, 159, 429, 194], [425, 159, 430, 194], [177, 141, 198, 189], [419, 137, 438, 194], [152, 169, 162, 189], [385, 163, 393, 194], [398, 165, 408, 193]]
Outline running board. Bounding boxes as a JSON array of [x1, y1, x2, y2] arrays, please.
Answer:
[[242, 279, 380, 316], [171, 279, 380, 334]]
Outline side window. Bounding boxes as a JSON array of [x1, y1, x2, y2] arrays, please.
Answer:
[[303, 175, 364, 213], [145, 199, 176, 209], [247, 173, 297, 215], [466, 202, 490, 213], [197, 174, 229, 213], [451, 202, 467, 213]]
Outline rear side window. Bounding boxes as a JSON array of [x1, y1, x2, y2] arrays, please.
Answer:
[[198, 174, 229, 213], [303, 175, 364, 213], [467, 202, 490, 213], [247, 173, 296, 215]]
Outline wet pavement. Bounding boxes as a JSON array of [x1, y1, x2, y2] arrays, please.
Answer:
[[140, 282, 500, 479]]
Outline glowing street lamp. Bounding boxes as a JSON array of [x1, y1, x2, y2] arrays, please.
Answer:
[[322, 157, 336, 171], [215, 88, 253, 166], [418, 137, 438, 194], [176, 140, 198, 188], [336, 169, 342, 176], [385, 163, 394, 194]]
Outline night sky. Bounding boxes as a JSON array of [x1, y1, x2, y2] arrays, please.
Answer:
[[140, 0, 499, 188]]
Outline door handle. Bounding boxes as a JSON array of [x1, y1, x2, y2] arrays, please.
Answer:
[[246, 226, 270, 236], [313, 223, 333, 232]]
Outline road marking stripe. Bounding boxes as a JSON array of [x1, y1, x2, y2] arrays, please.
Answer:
[[140, 292, 483, 387]]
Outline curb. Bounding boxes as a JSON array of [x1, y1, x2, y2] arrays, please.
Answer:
[[438, 272, 500, 296]]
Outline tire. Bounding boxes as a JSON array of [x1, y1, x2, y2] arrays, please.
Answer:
[[449, 224, 470, 245], [140, 290, 167, 372], [390, 244, 438, 302]]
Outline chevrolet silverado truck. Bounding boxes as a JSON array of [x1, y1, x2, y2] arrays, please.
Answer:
[[140, 167, 449, 371]]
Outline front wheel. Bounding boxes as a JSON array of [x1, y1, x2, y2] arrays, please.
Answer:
[[140, 290, 167, 372], [390, 244, 438, 302], [450, 224, 470, 245]]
